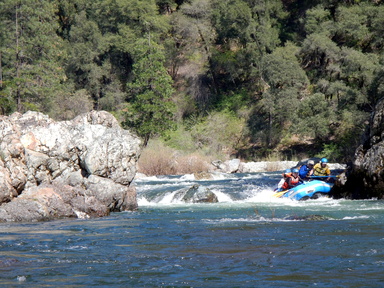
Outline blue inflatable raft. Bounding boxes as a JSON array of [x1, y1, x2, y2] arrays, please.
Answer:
[[274, 180, 333, 201]]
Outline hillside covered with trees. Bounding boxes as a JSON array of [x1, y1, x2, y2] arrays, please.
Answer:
[[1, 0, 383, 163]]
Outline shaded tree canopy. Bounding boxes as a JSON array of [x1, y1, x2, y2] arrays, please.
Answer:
[[1, 0, 383, 159]]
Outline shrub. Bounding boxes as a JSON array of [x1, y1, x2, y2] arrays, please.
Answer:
[[138, 140, 212, 176], [190, 110, 246, 157], [51, 89, 93, 120], [174, 153, 211, 174], [137, 140, 177, 176]]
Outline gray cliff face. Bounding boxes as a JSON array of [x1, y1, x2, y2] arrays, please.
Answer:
[[334, 97, 384, 199], [0, 111, 141, 221]]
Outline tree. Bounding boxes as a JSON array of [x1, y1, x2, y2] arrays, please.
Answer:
[[295, 92, 334, 141], [168, 0, 216, 113], [251, 42, 309, 147], [0, 0, 67, 114], [367, 4, 384, 52], [210, 0, 254, 91], [65, 10, 109, 110], [303, 5, 333, 35], [300, 33, 341, 81], [210, 0, 287, 96], [124, 40, 176, 146], [332, 4, 370, 49], [211, 0, 252, 46], [62, 0, 171, 113]]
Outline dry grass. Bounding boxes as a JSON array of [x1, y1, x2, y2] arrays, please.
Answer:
[[265, 162, 280, 172], [137, 144, 177, 176], [138, 140, 212, 176]]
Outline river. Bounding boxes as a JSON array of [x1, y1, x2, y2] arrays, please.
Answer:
[[0, 171, 383, 287]]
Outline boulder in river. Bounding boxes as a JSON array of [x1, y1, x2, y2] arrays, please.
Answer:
[[174, 184, 218, 203]]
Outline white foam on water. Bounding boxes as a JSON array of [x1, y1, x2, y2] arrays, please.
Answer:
[[158, 191, 183, 204], [134, 175, 161, 182], [135, 172, 380, 218], [204, 217, 270, 224], [203, 216, 307, 224], [137, 197, 153, 206], [208, 173, 230, 180], [180, 174, 195, 180], [342, 215, 370, 220], [17, 276, 27, 282], [210, 189, 233, 202], [244, 188, 283, 203]]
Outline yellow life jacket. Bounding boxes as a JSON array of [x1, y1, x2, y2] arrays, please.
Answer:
[[313, 163, 330, 176]]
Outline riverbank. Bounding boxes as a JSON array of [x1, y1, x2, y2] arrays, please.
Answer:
[[135, 158, 347, 179]]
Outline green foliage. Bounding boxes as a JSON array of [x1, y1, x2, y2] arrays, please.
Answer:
[[339, 48, 379, 102], [255, 42, 309, 146], [0, 0, 67, 114], [65, 10, 108, 108], [304, 5, 332, 35], [368, 68, 384, 106], [163, 109, 247, 159], [0, 0, 383, 162], [189, 110, 246, 157], [172, 0, 217, 112], [244, 0, 287, 53], [216, 90, 251, 112], [51, 89, 93, 120], [211, 0, 252, 45], [0, 91, 16, 115], [295, 93, 333, 140], [123, 40, 176, 146], [300, 33, 341, 81], [315, 143, 342, 163], [163, 125, 197, 152], [367, 4, 384, 51], [333, 5, 370, 48]]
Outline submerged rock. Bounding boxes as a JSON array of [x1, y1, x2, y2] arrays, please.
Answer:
[[0, 258, 20, 268], [0, 111, 141, 221], [194, 172, 214, 180], [284, 215, 330, 221]]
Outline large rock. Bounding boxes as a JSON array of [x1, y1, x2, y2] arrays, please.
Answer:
[[333, 97, 384, 199], [179, 184, 218, 203], [145, 184, 219, 204], [0, 111, 141, 221], [0, 184, 108, 222], [212, 159, 241, 173]]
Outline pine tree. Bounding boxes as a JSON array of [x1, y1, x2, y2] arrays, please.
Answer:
[[0, 0, 66, 114], [124, 39, 176, 146]]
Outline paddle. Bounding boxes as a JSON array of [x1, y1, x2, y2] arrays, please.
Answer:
[[273, 190, 288, 198], [309, 175, 339, 179]]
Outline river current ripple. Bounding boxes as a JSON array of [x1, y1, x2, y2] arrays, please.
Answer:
[[0, 171, 383, 287]]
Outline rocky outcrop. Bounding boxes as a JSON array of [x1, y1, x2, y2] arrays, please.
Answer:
[[211, 159, 241, 173], [333, 97, 384, 199], [0, 111, 141, 221]]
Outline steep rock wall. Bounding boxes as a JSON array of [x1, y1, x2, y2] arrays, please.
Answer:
[[334, 97, 384, 199]]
